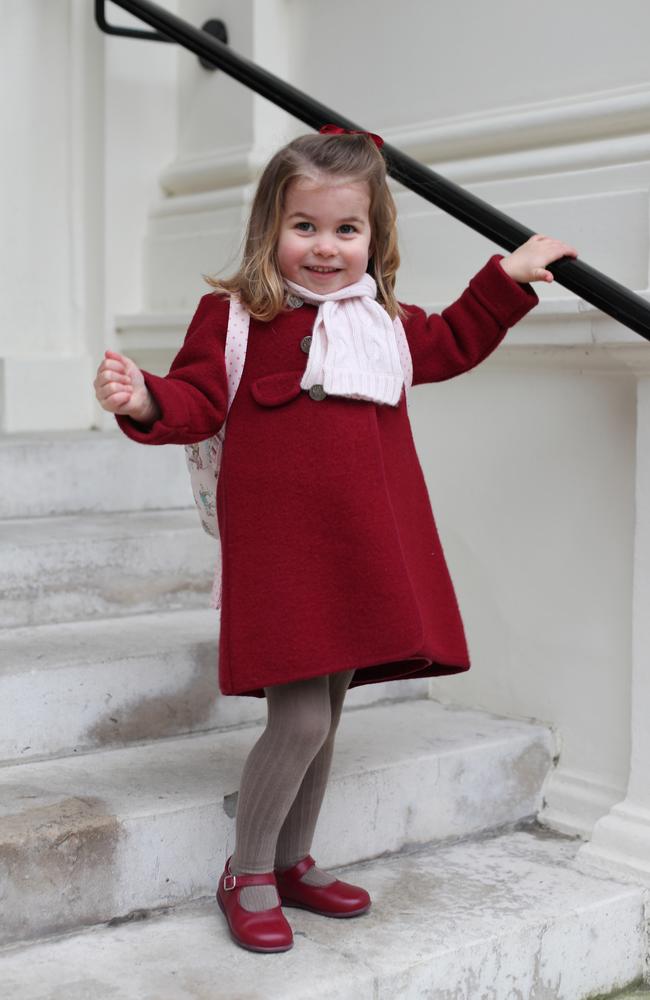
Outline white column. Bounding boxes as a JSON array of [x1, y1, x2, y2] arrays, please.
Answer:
[[576, 372, 650, 885], [0, 1, 104, 431]]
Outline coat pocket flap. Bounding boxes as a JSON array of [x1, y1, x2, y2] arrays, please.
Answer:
[[250, 371, 303, 407]]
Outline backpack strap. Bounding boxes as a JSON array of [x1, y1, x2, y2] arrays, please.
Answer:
[[207, 294, 250, 610], [223, 293, 250, 421]]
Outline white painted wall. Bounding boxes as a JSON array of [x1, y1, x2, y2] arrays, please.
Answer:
[[419, 364, 636, 823], [287, 0, 650, 128]]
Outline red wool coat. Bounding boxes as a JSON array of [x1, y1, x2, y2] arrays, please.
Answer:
[[116, 254, 538, 698]]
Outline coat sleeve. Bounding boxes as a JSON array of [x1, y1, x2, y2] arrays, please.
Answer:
[[402, 254, 539, 386], [114, 293, 230, 445]]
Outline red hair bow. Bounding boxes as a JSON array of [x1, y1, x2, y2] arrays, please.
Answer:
[[319, 123, 384, 150]]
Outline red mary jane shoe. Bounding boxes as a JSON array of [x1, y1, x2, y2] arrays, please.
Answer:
[[274, 854, 371, 918], [216, 855, 293, 953]]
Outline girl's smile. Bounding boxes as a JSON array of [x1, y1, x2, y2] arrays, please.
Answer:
[[276, 176, 372, 294]]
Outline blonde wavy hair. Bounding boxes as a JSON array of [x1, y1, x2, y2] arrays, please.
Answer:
[[203, 131, 403, 321]]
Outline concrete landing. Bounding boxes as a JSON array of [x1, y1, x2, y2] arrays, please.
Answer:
[[0, 826, 644, 1000]]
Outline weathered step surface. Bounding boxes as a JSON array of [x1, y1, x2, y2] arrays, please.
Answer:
[[0, 608, 428, 761], [0, 509, 217, 627], [0, 699, 553, 946], [0, 827, 643, 1000], [0, 429, 192, 518]]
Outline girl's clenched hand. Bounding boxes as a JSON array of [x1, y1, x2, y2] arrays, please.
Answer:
[[94, 350, 151, 419], [500, 234, 579, 284]]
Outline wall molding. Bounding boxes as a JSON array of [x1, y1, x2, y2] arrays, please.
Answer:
[[575, 800, 650, 887], [157, 142, 255, 199], [540, 764, 627, 839], [153, 82, 650, 201], [388, 81, 650, 182]]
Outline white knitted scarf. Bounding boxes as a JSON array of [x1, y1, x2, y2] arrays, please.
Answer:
[[284, 273, 406, 406]]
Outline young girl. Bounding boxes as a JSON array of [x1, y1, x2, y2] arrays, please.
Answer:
[[94, 127, 578, 954]]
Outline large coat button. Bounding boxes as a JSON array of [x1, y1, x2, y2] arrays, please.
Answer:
[[300, 335, 312, 354], [287, 293, 304, 309], [308, 384, 327, 401]]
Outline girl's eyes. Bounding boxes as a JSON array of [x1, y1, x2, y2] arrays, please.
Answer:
[[293, 222, 358, 234]]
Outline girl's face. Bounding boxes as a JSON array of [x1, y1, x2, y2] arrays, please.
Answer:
[[276, 175, 372, 294]]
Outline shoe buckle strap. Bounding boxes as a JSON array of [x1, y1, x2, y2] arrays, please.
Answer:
[[280, 854, 316, 881], [223, 870, 277, 891]]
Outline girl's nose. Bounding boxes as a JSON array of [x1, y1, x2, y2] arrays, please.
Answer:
[[314, 241, 337, 257]]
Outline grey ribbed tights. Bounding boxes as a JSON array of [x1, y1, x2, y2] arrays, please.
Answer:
[[229, 669, 355, 912]]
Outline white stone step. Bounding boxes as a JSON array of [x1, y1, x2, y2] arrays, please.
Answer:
[[0, 607, 428, 762], [0, 699, 553, 946], [0, 509, 216, 627], [0, 429, 192, 518], [0, 827, 643, 1000]]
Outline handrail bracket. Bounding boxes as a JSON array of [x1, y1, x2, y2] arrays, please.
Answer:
[[94, 0, 227, 71]]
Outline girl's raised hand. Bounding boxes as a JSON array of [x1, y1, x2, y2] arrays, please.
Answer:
[[94, 350, 151, 419], [500, 234, 579, 284]]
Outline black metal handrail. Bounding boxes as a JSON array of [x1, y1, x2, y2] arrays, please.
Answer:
[[98, 0, 650, 342]]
